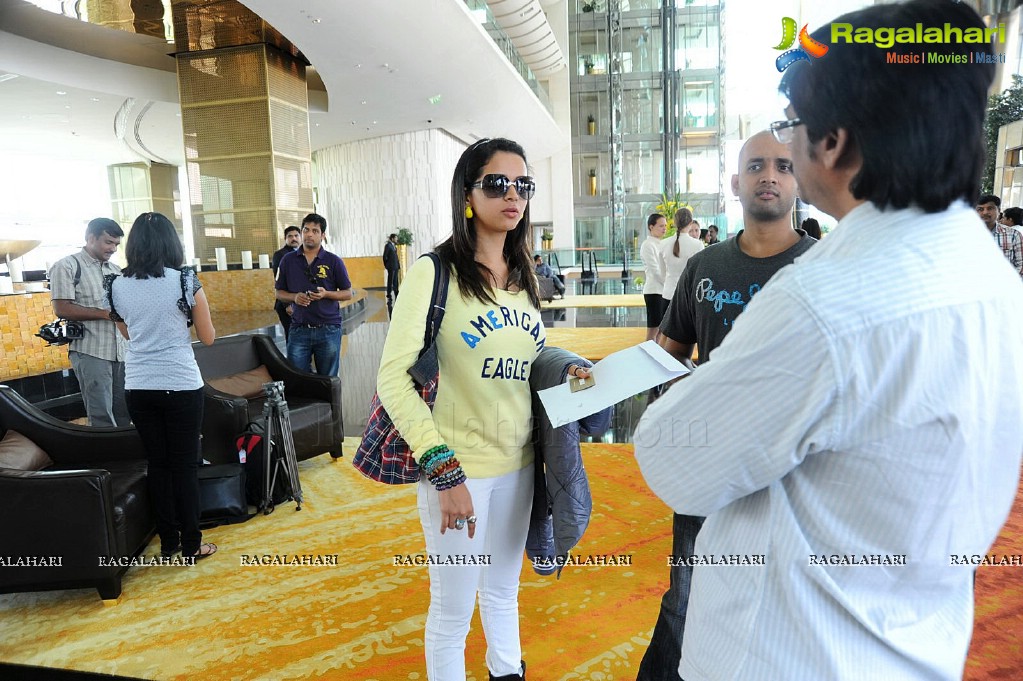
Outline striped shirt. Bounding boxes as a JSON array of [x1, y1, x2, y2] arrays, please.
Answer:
[[991, 223, 1023, 276], [635, 202, 1023, 681], [48, 249, 126, 362]]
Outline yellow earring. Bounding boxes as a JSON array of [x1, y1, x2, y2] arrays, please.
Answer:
[[465, 204, 474, 219]]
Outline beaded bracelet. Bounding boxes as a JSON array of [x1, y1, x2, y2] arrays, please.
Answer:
[[424, 451, 453, 475], [432, 467, 462, 485], [435, 466, 466, 491], [418, 444, 466, 490], [418, 444, 451, 473], [430, 459, 459, 478]]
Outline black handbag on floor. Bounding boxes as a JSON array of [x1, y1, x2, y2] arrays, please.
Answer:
[[198, 463, 252, 528]]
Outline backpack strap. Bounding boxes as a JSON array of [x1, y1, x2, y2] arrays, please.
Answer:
[[177, 268, 195, 327], [420, 252, 450, 355], [72, 257, 81, 287], [103, 273, 122, 322]]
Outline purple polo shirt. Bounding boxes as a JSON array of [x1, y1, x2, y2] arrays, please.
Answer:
[[275, 247, 351, 326]]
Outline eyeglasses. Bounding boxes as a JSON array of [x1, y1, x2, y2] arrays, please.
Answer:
[[770, 117, 803, 144], [469, 174, 536, 201]]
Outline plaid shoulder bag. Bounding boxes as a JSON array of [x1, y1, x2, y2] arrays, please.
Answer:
[[352, 253, 449, 484]]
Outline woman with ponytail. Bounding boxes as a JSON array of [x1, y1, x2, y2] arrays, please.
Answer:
[[656, 207, 703, 306]]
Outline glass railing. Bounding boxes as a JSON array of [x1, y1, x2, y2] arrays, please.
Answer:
[[463, 0, 554, 115]]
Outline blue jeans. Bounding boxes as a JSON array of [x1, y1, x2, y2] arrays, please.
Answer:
[[637, 513, 705, 681], [287, 324, 342, 376]]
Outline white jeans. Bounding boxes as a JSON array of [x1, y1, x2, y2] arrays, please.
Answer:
[[417, 465, 533, 680]]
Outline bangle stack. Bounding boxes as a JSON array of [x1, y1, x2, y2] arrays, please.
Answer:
[[419, 444, 466, 490]]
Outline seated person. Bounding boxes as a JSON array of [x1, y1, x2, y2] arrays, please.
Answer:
[[534, 254, 565, 296]]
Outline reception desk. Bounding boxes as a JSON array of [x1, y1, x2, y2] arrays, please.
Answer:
[[1, 265, 374, 382]]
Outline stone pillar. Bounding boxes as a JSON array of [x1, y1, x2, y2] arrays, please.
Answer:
[[171, 0, 313, 269], [107, 162, 182, 266]]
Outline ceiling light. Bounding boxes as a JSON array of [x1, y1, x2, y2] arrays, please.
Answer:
[[90, 97, 100, 102], [0, 74, 19, 84], [428, 95, 442, 105], [56, 91, 66, 95]]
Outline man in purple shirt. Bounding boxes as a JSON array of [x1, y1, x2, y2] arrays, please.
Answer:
[[275, 213, 353, 376]]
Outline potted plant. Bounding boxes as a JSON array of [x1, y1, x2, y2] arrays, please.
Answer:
[[395, 228, 413, 280], [653, 192, 693, 237], [582, 1, 597, 13], [584, 58, 595, 75], [588, 168, 598, 196], [587, 114, 596, 135], [541, 228, 554, 251]]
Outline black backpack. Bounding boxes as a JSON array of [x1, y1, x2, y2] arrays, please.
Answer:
[[235, 421, 289, 509]]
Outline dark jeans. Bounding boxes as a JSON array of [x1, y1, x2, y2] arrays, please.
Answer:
[[637, 513, 705, 681], [386, 267, 399, 300], [287, 324, 342, 377], [126, 388, 205, 555]]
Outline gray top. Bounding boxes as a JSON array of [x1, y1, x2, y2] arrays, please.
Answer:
[[48, 249, 126, 362], [109, 267, 203, 391]]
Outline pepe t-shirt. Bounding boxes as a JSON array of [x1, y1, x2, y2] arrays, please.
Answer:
[[376, 255, 546, 478], [661, 231, 815, 364]]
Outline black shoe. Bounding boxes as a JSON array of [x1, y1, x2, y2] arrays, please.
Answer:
[[159, 543, 181, 559], [489, 660, 525, 680]]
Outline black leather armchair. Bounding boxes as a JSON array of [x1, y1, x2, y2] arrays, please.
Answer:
[[192, 334, 343, 465], [0, 385, 154, 600]]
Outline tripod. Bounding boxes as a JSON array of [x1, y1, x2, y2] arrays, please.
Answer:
[[260, 381, 303, 514]]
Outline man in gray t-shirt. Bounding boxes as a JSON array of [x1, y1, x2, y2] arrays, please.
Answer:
[[637, 131, 816, 681]]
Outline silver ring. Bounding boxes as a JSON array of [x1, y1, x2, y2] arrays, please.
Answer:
[[466, 515, 477, 525], [454, 518, 466, 530]]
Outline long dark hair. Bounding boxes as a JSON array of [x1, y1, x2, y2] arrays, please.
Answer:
[[672, 207, 693, 257], [123, 212, 184, 279], [435, 138, 541, 309]]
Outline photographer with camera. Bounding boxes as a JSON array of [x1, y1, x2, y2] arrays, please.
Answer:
[[48, 217, 130, 427]]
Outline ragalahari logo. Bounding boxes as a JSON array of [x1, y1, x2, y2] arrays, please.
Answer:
[[773, 17, 829, 72]]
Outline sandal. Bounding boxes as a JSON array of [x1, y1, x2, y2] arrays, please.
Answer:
[[187, 542, 218, 561]]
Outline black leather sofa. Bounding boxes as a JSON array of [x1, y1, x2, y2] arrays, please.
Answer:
[[192, 333, 343, 465], [0, 385, 154, 600]]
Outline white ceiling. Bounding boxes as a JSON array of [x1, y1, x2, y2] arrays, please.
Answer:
[[0, 0, 566, 168]]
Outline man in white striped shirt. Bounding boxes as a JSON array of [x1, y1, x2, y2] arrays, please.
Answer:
[[634, 1, 1023, 679]]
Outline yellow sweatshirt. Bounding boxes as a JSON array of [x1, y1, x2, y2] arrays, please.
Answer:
[[376, 255, 546, 479]]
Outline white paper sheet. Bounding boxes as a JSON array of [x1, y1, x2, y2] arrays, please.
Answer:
[[538, 340, 690, 428]]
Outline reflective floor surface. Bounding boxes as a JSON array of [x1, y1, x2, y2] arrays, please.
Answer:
[[325, 280, 653, 444]]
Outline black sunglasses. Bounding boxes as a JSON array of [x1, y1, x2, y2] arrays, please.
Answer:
[[469, 174, 536, 201]]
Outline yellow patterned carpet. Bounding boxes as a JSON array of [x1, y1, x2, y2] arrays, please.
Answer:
[[2, 441, 1019, 680], [0, 443, 673, 681]]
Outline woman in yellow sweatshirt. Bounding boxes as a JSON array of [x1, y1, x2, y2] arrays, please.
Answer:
[[376, 138, 545, 681]]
